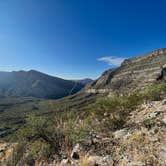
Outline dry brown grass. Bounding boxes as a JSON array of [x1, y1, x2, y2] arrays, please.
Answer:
[[115, 128, 161, 165], [79, 154, 90, 166]]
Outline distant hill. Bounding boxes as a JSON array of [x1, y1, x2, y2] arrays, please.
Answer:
[[0, 70, 84, 99], [72, 78, 93, 85]]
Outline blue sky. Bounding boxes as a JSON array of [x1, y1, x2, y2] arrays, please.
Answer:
[[0, 0, 166, 79]]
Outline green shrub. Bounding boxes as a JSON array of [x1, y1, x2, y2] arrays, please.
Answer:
[[143, 117, 156, 129], [85, 82, 166, 131], [29, 139, 51, 159], [143, 83, 166, 101], [54, 110, 90, 144], [17, 113, 72, 158], [86, 93, 143, 131]]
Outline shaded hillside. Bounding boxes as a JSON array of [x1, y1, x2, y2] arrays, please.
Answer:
[[73, 78, 93, 85], [0, 70, 84, 99]]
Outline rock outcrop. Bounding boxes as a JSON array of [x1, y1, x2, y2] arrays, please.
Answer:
[[87, 48, 166, 94]]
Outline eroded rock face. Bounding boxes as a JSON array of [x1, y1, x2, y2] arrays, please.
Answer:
[[87, 48, 166, 94]]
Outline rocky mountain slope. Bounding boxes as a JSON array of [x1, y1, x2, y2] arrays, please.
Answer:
[[0, 70, 84, 99], [87, 48, 166, 94], [0, 48, 166, 166]]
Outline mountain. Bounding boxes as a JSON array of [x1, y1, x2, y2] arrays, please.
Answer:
[[1, 48, 166, 165], [47, 48, 166, 113], [87, 48, 166, 94], [72, 78, 93, 85], [0, 70, 84, 99]]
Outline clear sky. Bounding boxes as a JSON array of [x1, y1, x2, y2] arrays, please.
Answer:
[[0, 0, 166, 79]]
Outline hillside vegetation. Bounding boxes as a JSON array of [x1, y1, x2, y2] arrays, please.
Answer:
[[1, 81, 166, 165]]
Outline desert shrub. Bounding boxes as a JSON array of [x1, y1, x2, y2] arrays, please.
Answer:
[[143, 83, 166, 101], [143, 117, 156, 129], [86, 82, 166, 132], [69, 124, 90, 144], [28, 139, 51, 159], [17, 110, 90, 158], [16, 113, 72, 159], [54, 110, 90, 145], [86, 93, 143, 131]]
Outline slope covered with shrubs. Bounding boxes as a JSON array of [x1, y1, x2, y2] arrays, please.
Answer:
[[1, 82, 166, 165]]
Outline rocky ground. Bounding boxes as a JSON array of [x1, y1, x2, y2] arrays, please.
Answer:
[[57, 100, 166, 166], [0, 100, 166, 166]]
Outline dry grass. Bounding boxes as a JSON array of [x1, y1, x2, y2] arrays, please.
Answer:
[[115, 128, 161, 165], [79, 154, 90, 166]]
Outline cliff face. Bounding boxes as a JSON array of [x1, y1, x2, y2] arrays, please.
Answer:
[[87, 48, 166, 94]]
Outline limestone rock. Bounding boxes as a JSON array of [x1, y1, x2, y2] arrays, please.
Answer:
[[88, 155, 113, 166], [71, 144, 81, 160]]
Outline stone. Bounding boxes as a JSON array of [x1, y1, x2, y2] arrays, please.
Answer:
[[71, 144, 81, 160], [113, 128, 129, 139], [148, 110, 160, 118], [102, 155, 114, 165], [60, 158, 71, 166], [149, 136, 159, 142], [127, 161, 145, 166], [88, 155, 113, 166]]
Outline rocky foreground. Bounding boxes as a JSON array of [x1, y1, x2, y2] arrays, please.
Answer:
[[1, 99, 165, 166]]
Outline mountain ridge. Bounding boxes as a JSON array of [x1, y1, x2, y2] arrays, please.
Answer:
[[72, 78, 93, 85], [86, 48, 166, 94], [0, 70, 85, 99]]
